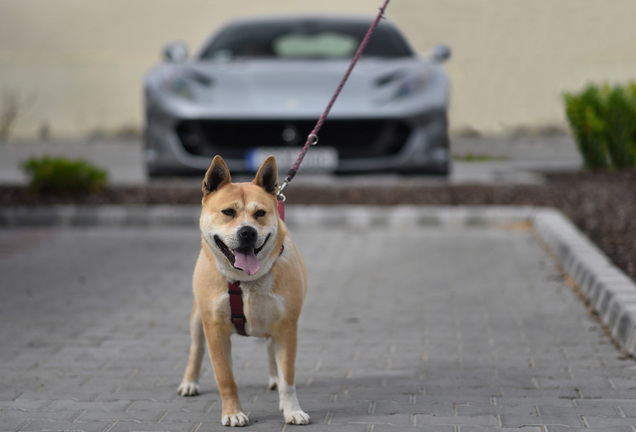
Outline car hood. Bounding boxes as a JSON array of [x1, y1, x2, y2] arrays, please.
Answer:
[[147, 58, 448, 119]]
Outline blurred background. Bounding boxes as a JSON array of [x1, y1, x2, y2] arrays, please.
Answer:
[[2, 0, 636, 141]]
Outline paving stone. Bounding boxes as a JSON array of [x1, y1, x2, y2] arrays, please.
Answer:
[[77, 409, 165, 422], [456, 402, 538, 417], [106, 421, 206, 432], [546, 427, 634, 432], [0, 420, 31, 432], [414, 414, 499, 427], [501, 413, 586, 427], [41, 399, 133, 413], [17, 420, 113, 432], [0, 400, 52, 411], [585, 416, 636, 427], [374, 426, 455, 432], [460, 429, 543, 432], [126, 399, 218, 413], [538, 403, 619, 416], [329, 412, 412, 426], [0, 390, 25, 401], [299, 424, 368, 432], [614, 403, 636, 418], [0, 409, 79, 421]]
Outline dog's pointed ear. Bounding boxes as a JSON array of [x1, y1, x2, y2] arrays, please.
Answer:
[[202, 156, 231, 194], [254, 156, 278, 196]]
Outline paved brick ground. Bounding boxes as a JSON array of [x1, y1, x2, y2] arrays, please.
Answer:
[[1, 222, 636, 432]]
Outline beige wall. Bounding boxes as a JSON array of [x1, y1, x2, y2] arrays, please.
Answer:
[[1, 0, 636, 139]]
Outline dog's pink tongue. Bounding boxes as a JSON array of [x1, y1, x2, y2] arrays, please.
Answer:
[[233, 248, 261, 276]]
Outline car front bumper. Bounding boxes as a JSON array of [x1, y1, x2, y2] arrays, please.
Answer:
[[144, 110, 449, 176]]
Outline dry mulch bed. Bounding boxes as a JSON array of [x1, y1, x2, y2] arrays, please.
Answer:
[[1, 170, 635, 282]]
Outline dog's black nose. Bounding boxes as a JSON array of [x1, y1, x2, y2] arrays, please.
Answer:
[[237, 225, 258, 247]]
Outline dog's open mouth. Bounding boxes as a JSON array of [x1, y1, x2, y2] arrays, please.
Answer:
[[214, 234, 270, 276]]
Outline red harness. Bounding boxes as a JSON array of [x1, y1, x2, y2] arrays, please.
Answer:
[[228, 281, 248, 336], [228, 244, 284, 336]]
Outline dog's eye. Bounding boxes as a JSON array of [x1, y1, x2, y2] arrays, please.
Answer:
[[254, 210, 266, 218], [222, 209, 236, 217]]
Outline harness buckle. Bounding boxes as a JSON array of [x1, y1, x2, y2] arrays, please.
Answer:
[[231, 315, 246, 324]]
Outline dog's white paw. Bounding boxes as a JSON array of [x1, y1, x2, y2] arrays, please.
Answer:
[[284, 410, 311, 425], [222, 412, 249, 427], [268, 376, 279, 390], [177, 381, 199, 396]]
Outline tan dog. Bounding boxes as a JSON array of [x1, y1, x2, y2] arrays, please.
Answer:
[[177, 155, 310, 427]]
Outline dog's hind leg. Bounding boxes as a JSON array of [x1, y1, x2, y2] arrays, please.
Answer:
[[178, 302, 205, 396], [267, 337, 279, 390]]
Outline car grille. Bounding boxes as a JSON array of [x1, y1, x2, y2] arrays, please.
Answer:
[[176, 119, 411, 160]]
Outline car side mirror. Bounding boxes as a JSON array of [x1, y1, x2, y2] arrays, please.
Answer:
[[430, 45, 451, 63], [163, 42, 188, 63]]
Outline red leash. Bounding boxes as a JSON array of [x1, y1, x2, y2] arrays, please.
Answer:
[[232, 2, 391, 338], [276, 0, 392, 220]]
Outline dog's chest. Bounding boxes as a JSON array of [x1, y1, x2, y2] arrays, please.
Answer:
[[240, 275, 286, 338]]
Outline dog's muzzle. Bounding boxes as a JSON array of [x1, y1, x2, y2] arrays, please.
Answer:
[[214, 233, 271, 276]]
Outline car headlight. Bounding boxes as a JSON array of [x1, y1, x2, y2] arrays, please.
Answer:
[[162, 74, 194, 100], [393, 70, 430, 99], [374, 69, 431, 103]]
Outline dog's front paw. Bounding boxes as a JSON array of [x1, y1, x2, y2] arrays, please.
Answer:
[[222, 412, 249, 427], [284, 410, 311, 425], [177, 381, 200, 396]]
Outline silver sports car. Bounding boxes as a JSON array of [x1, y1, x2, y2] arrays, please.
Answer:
[[143, 15, 451, 176]]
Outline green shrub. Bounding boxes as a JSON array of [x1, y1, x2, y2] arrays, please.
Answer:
[[627, 83, 636, 164], [21, 156, 108, 195], [604, 85, 636, 168], [564, 85, 609, 169], [564, 82, 636, 170]]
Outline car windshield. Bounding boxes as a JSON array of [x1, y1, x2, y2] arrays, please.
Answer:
[[199, 19, 413, 61]]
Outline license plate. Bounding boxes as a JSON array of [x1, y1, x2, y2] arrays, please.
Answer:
[[245, 147, 338, 173]]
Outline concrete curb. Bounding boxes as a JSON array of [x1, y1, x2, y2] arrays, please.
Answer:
[[0, 205, 202, 227], [0, 204, 539, 228], [2, 204, 635, 354], [534, 210, 636, 355]]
